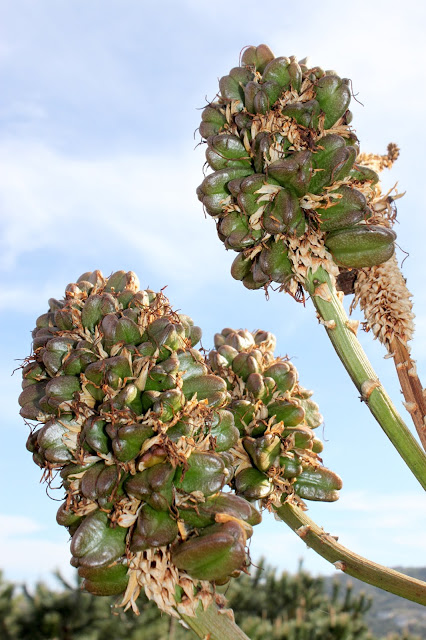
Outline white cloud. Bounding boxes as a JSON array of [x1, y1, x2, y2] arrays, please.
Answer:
[[0, 513, 74, 585], [0, 514, 43, 536], [0, 140, 222, 284]]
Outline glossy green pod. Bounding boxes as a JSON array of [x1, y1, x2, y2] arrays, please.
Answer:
[[293, 466, 343, 502], [171, 520, 249, 582], [325, 225, 396, 268]]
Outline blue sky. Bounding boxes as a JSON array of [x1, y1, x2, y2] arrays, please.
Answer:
[[1, 0, 425, 587]]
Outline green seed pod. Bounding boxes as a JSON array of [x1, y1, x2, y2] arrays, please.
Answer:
[[241, 44, 275, 73], [267, 400, 305, 426], [263, 362, 296, 394], [279, 455, 303, 479], [227, 400, 256, 435], [350, 163, 380, 185], [210, 409, 239, 452], [110, 423, 154, 462], [255, 239, 294, 284], [235, 467, 273, 500], [325, 225, 396, 268], [175, 452, 226, 497], [171, 520, 250, 582], [315, 75, 351, 129], [130, 505, 179, 551], [317, 185, 368, 232], [219, 66, 253, 101], [267, 150, 312, 197], [243, 434, 281, 472], [181, 374, 228, 407], [179, 492, 261, 529], [125, 463, 175, 511], [244, 80, 281, 115], [293, 467, 343, 502], [263, 189, 306, 236], [62, 348, 97, 376], [40, 376, 81, 414], [37, 415, 77, 464], [199, 105, 227, 139], [282, 99, 321, 129], [206, 134, 251, 170], [56, 503, 83, 533], [78, 563, 129, 597], [309, 135, 357, 194], [230, 252, 252, 282], [70, 511, 127, 569], [262, 56, 292, 89], [282, 425, 314, 450]]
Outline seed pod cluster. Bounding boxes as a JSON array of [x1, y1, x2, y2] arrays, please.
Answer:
[[19, 270, 261, 605], [208, 328, 342, 507], [197, 44, 396, 289]]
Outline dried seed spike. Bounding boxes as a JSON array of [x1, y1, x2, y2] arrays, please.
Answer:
[[352, 255, 414, 350]]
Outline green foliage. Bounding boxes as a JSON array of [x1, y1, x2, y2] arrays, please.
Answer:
[[0, 565, 421, 640], [226, 560, 373, 640]]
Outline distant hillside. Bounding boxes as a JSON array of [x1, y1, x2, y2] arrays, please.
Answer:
[[325, 567, 426, 637]]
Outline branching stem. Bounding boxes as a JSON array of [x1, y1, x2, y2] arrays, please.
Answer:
[[390, 336, 426, 451], [276, 501, 426, 605], [180, 603, 250, 640], [304, 267, 426, 489]]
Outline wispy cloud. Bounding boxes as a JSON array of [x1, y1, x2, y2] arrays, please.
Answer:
[[0, 140, 223, 285]]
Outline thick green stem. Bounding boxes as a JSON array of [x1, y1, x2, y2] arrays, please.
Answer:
[[276, 501, 426, 605], [304, 267, 426, 489], [180, 602, 250, 640]]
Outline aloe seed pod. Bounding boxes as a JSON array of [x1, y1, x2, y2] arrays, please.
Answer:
[[279, 455, 303, 479], [111, 423, 154, 461], [171, 520, 250, 583], [234, 467, 273, 500], [206, 134, 251, 170], [317, 185, 367, 232], [175, 452, 227, 496], [70, 511, 127, 570], [282, 99, 321, 128], [350, 163, 380, 185], [325, 225, 396, 268], [20, 271, 261, 613], [243, 434, 281, 472], [130, 505, 179, 551], [293, 467, 343, 502], [78, 564, 129, 597], [315, 75, 351, 129], [210, 409, 239, 451], [179, 493, 261, 529], [208, 327, 341, 508], [199, 105, 227, 138], [197, 44, 398, 291]]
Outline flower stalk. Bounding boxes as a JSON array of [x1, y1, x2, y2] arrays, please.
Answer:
[[390, 337, 426, 451], [305, 267, 426, 489], [276, 501, 426, 606], [181, 603, 250, 640], [351, 254, 426, 451], [304, 266, 426, 489]]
